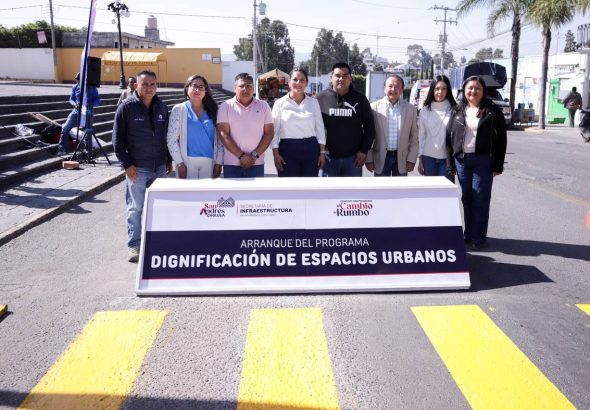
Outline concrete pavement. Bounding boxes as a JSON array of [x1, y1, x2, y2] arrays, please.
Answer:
[[0, 81, 585, 247]]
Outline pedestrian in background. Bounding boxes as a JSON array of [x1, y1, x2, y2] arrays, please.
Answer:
[[418, 75, 456, 182], [317, 62, 374, 177], [167, 75, 223, 179], [447, 75, 507, 251], [271, 68, 326, 177], [117, 76, 137, 106], [217, 73, 274, 178], [112, 70, 172, 262], [366, 75, 418, 176], [58, 72, 100, 155], [562, 86, 582, 127]]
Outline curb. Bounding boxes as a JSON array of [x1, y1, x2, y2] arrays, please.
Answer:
[[0, 170, 125, 247]]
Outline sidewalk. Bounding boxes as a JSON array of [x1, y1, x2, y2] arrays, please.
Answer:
[[0, 154, 124, 246]]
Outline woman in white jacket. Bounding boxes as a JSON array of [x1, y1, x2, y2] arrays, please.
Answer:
[[167, 75, 223, 179], [418, 75, 456, 182]]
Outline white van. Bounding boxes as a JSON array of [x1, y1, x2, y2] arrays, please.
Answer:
[[409, 79, 432, 110]]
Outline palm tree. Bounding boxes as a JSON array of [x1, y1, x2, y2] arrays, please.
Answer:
[[457, 0, 533, 125], [529, 0, 590, 129]]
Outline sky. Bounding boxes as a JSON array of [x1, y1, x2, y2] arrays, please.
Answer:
[[3, 0, 590, 64]]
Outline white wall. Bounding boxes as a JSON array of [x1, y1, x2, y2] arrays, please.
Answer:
[[0, 48, 55, 80], [222, 60, 253, 91]]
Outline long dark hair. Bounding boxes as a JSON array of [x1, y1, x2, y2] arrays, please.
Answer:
[[184, 74, 218, 122], [423, 75, 456, 109], [458, 75, 491, 118]]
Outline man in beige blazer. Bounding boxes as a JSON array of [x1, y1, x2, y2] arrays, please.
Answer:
[[366, 75, 419, 176]]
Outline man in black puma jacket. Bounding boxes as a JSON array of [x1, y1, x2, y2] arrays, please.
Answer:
[[317, 62, 375, 176]]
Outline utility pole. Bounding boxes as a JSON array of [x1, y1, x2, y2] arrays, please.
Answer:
[[48, 0, 58, 83], [433, 5, 457, 76]]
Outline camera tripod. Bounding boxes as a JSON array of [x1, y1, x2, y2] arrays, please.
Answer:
[[69, 114, 111, 165]]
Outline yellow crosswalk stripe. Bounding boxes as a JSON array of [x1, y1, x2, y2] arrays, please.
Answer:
[[576, 304, 590, 316], [237, 308, 340, 410], [18, 310, 167, 410], [412, 305, 574, 410]]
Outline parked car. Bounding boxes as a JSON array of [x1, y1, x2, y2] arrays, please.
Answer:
[[449, 62, 512, 125], [409, 79, 431, 110]]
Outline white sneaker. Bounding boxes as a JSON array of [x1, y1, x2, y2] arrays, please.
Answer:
[[127, 247, 139, 263]]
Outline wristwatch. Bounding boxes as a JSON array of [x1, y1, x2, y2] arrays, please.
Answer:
[[251, 150, 259, 159]]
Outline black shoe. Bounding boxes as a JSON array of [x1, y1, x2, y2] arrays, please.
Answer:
[[471, 242, 486, 251], [56, 147, 66, 155]]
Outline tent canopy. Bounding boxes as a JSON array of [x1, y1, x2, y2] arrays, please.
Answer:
[[258, 68, 290, 80], [101, 51, 165, 66]]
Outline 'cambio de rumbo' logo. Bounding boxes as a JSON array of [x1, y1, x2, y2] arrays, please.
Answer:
[[334, 200, 373, 216]]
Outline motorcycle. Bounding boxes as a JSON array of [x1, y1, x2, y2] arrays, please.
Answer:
[[579, 108, 590, 142]]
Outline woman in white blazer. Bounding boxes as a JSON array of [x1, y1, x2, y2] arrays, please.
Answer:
[[167, 75, 223, 179]]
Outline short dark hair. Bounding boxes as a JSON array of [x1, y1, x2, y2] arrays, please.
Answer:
[[234, 72, 253, 83], [137, 70, 157, 79], [386, 74, 405, 89], [128, 76, 137, 83], [331, 62, 352, 75], [572, 86, 577, 92], [423, 75, 457, 109]]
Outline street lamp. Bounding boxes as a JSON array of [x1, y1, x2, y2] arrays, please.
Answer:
[[252, 0, 266, 88], [108, 0, 130, 89]]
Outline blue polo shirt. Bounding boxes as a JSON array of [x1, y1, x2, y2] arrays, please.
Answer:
[[186, 101, 214, 158]]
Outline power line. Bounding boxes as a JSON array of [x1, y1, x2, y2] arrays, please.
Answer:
[[350, 0, 428, 10], [283, 21, 437, 42], [56, 4, 244, 20], [0, 5, 44, 11]]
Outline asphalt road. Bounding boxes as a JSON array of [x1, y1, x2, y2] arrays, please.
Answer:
[[0, 127, 589, 410]]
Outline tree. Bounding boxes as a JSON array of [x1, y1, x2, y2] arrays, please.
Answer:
[[305, 29, 349, 75], [564, 29, 577, 51], [432, 51, 456, 71], [407, 44, 433, 78], [349, 43, 367, 75], [0, 20, 81, 48], [233, 17, 295, 74], [529, 0, 590, 129], [493, 48, 504, 58], [373, 63, 384, 72], [458, 0, 534, 125], [475, 47, 494, 60]]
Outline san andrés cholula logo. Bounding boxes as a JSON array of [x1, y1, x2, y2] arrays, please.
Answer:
[[200, 197, 235, 218], [334, 200, 373, 216]]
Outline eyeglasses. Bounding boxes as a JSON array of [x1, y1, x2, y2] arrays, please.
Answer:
[[189, 84, 206, 91]]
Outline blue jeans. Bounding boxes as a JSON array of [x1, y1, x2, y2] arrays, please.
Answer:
[[126, 165, 166, 248], [59, 109, 79, 150], [375, 151, 406, 177], [278, 137, 320, 177], [59, 110, 94, 150], [223, 164, 264, 178], [324, 154, 362, 177], [422, 155, 454, 183], [454, 154, 494, 246]]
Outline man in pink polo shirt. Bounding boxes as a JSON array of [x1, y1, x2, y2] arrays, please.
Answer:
[[217, 73, 274, 178]]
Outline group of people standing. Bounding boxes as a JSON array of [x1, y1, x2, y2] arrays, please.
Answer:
[[112, 64, 506, 262]]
